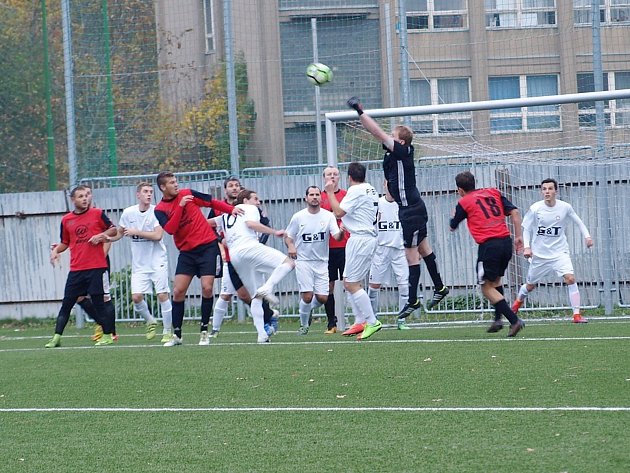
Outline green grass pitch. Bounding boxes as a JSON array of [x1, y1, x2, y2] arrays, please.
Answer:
[[1, 318, 629, 472]]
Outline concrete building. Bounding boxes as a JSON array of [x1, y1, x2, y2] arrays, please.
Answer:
[[155, 0, 630, 167]]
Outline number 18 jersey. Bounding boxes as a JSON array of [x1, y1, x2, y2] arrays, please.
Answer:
[[451, 188, 517, 244]]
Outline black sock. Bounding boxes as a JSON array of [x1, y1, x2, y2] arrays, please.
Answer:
[[172, 300, 184, 339], [104, 300, 116, 335], [55, 297, 77, 335], [408, 264, 420, 304], [262, 300, 273, 324], [494, 287, 504, 322], [494, 299, 517, 325], [77, 298, 101, 325], [423, 252, 444, 291], [324, 293, 337, 328], [200, 296, 213, 332]]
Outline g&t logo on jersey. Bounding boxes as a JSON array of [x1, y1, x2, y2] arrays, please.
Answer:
[[302, 232, 326, 242], [378, 220, 401, 231], [537, 225, 561, 237]]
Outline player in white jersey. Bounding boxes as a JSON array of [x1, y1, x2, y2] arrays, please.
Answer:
[[512, 178, 594, 323], [324, 162, 382, 341], [285, 186, 344, 335], [368, 183, 410, 329], [110, 182, 173, 341], [213, 189, 295, 343]]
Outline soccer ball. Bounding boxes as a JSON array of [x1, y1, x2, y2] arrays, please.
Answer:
[[306, 63, 333, 86]]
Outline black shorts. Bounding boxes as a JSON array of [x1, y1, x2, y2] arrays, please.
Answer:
[[476, 237, 513, 283], [328, 247, 346, 282], [399, 200, 428, 248], [176, 241, 223, 278], [64, 268, 107, 299], [227, 261, 244, 291]]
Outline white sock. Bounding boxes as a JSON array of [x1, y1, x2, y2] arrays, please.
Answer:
[[251, 298, 266, 338], [264, 262, 294, 290], [367, 287, 379, 315], [350, 289, 377, 325], [213, 297, 229, 331], [310, 298, 324, 310], [134, 300, 156, 324], [299, 299, 311, 327], [347, 292, 363, 325], [398, 284, 409, 313], [160, 299, 172, 332], [567, 283, 581, 315], [518, 284, 529, 301]]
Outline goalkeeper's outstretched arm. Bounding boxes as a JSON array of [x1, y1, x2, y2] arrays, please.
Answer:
[[347, 96, 395, 151]]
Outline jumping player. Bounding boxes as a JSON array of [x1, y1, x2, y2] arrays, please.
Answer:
[[346, 97, 449, 325], [449, 171, 524, 337]]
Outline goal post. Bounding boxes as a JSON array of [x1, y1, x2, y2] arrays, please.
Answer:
[[324, 89, 630, 321]]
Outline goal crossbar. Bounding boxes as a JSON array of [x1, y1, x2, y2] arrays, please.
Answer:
[[325, 88, 630, 165]]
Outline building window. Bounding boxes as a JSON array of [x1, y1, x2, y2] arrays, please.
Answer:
[[406, 0, 468, 31], [578, 72, 630, 127], [488, 75, 560, 132], [574, 0, 630, 25], [203, 0, 215, 54], [409, 78, 471, 134], [486, 0, 556, 28]]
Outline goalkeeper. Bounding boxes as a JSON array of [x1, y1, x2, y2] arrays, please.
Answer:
[[346, 97, 449, 323]]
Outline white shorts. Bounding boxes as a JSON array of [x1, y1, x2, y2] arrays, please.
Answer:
[[131, 266, 170, 295], [295, 260, 329, 295], [526, 253, 574, 284], [369, 246, 409, 286], [343, 235, 377, 283], [231, 244, 287, 296], [220, 263, 236, 296]]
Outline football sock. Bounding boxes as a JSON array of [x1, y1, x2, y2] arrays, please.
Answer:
[[495, 298, 518, 325], [262, 300, 273, 324], [250, 298, 266, 338], [213, 297, 229, 331], [422, 252, 444, 291], [517, 284, 529, 301], [299, 299, 311, 327], [200, 296, 213, 332], [265, 262, 294, 289], [160, 299, 173, 332], [495, 286, 504, 321], [103, 299, 116, 335], [408, 264, 421, 304], [398, 284, 409, 313], [567, 283, 581, 315], [172, 300, 185, 339], [324, 293, 336, 327], [134, 300, 156, 324], [54, 296, 77, 335], [368, 286, 380, 314], [350, 289, 376, 325], [77, 298, 101, 325], [347, 292, 364, 325]]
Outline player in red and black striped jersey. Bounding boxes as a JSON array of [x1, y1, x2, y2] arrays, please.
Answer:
[[45, 185, 119, 348], [154, 171, 235, 346], [449, 171, 525, 337]]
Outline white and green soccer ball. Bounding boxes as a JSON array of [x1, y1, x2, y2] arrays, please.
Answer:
[[306, 63, 333, 86]]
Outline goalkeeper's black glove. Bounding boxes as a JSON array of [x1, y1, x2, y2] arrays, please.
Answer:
[[347, 96, 364, 116]]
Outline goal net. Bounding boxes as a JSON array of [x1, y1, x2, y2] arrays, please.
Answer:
[[327, 91, 630, 323]]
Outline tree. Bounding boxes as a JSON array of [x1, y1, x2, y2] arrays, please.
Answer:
[[149, 55, 256, 173]]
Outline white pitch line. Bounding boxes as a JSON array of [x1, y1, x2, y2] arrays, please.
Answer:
[[1, 335, 630, 354], [1, 406, 629, 413]]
